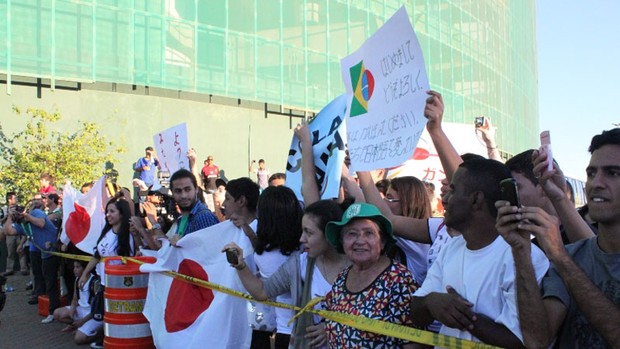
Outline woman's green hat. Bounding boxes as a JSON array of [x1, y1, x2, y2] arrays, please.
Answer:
[[325, 203, 394, 253]]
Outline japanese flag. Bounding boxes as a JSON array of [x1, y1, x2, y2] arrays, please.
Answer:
[[141, 220, 255, 349], [61, 176, 110, 254]]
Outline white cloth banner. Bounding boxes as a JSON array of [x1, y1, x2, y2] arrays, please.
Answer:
[[141, 220, 255, 349], [341, 6, 430, 172], [386, 123, 489, 190], [153, 123, 189, 177], [286, 94, 348, 201], [61, 176, 110, 254]]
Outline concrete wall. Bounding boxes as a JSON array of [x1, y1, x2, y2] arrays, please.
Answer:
[[0, 82, 299, 190]]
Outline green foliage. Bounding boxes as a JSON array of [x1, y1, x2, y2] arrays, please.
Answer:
[[0, 106, 124, 199]]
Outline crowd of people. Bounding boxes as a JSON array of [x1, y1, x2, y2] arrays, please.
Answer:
[[0, 89, 618, 349]]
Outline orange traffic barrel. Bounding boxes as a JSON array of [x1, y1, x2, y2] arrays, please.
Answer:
[[104, 256, 156, 349]]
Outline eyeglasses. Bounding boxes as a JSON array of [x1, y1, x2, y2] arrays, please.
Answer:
[[383, 197, 400, 203]]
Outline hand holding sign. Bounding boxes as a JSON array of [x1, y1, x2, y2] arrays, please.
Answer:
[[341, 7, 429, 172], [424, 90, 445, 133]]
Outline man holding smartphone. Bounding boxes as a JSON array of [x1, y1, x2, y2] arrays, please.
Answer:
[[497, 128, 620, 348], [506, 149, 596, 245]]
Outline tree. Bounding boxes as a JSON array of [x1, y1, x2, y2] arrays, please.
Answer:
[[0, 106, 124, 199]]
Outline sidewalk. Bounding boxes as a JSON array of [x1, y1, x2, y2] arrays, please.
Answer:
[[0, 272, 83, 348]]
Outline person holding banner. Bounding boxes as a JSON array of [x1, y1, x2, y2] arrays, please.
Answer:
[[324, 203, 417, 348], [223, 200, 349, 349], [166, 169, 219, 246], [79, 197, 135, 289], [356, 90, 463, 283], [78, 196, 136, 348]]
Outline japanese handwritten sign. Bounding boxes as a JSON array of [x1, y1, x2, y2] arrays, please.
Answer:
[[341, 6, 429, 172], [153, 123, 189, 176]]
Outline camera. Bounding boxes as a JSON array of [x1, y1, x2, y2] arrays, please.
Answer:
[[11, 205, 26, 224], [139, 190, 177, 226], [474, 116, 486, 128]]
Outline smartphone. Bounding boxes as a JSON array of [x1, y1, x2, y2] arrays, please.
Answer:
[[225, 248, 238, 265], [475, 116, 486, 128], [500, 178, 520, 207], [540, 130, 553, 172]]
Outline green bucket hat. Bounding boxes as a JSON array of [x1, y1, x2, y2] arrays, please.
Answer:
[[325, 203, 395, 253]]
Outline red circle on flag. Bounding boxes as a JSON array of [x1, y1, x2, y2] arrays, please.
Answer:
[[65, 203, 91, 244], [165, 259, 215, 332]]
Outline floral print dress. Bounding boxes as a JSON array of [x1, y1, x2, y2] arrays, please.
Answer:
[[325, 260, 417, 348]]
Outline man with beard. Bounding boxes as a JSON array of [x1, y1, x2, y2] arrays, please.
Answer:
[[411, 158, 549, 348], [163, 169, 219, 246]]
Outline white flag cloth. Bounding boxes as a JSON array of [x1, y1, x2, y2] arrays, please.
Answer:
[[61, 176, 110, 254], [141, 220, 255, 349]]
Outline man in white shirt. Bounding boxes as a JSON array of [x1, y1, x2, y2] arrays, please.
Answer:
[[411, 158, 549, 348]]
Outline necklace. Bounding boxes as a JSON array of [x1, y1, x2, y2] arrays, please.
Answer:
[[318, 255, 349, 284]]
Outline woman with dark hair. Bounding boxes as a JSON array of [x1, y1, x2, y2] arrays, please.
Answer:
[[223, 200, 349, 349], [77, 197, 135, 348], [78, 197, 135, 289], [250, 186, 303, 349]]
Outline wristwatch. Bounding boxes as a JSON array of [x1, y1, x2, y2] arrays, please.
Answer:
[[151, 223, 162, 231]]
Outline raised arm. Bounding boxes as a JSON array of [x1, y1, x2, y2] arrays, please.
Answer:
[[340, 165, 365, 203], [532, 148, 594, 242], [425, 90, 462, 183], [476, 117, 503, 162], [294, 121, 320, 205], [357, 171, 430, 243], [187, 148, 205, 191], [23, 211, 46, 228]]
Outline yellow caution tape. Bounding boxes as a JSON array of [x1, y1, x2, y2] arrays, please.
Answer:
[[52, 252, 504, 349]]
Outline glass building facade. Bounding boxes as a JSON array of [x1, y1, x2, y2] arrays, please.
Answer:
[[0, 0, 538, 154]]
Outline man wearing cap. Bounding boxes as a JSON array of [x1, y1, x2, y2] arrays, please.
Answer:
[[410, 159, 549, 348], [324, 202, 417, 349]]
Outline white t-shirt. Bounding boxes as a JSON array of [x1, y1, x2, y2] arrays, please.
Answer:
[[299, 253, 332, 324], [393, 218, 450, 285], [395, 237, 429, 285], [254, 250, 294, 335], [414, 235, 549, 346], [77, 274, 93, 309], [426, 217, 452, 270], [96, 230, 134, 286], [299, 252, 330, 349]]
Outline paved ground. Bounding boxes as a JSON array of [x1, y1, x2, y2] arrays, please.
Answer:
[[0, 272, 83, 348]]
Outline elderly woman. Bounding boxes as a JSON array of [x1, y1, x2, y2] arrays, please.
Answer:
[[324, 203, 418, 348]]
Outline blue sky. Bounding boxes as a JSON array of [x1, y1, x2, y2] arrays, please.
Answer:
[[536, 0, 620, 180]]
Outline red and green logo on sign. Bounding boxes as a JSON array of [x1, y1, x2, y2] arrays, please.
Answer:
[[349, 60, 374, 117]]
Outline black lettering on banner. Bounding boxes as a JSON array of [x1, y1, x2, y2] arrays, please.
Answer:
[[380, 40, 417, 78], [311, 116, 343, 146], [286, 149, 301, 172], [383, 70, 424, 104]]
